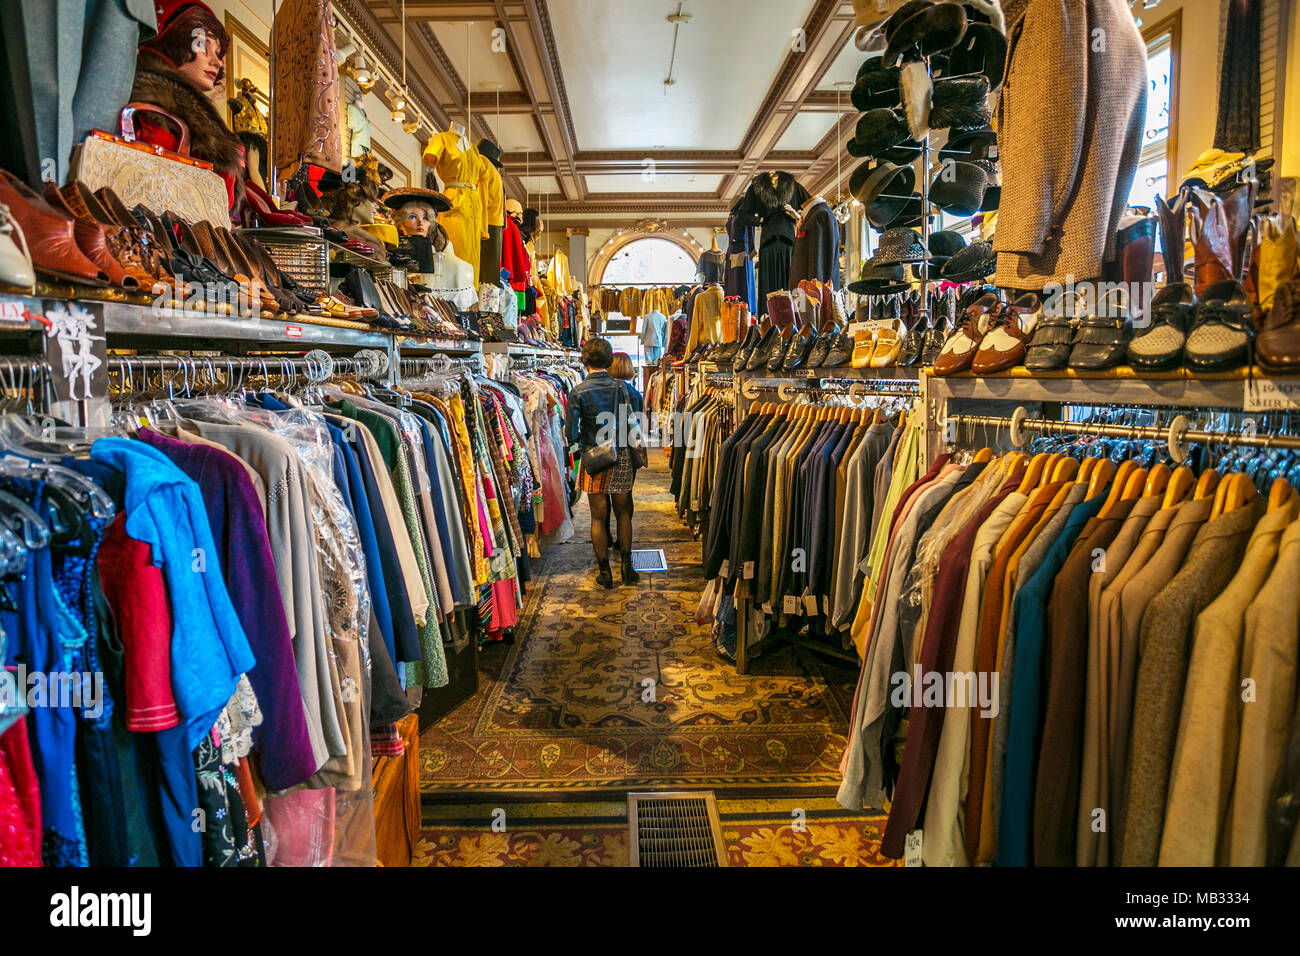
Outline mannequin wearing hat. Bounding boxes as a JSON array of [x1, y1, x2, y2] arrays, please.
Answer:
[[129, 0, 247, 213], [385, 189, 473, 292]]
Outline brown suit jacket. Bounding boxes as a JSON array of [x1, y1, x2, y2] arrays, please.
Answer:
[[1121, 499, 1263, 866]]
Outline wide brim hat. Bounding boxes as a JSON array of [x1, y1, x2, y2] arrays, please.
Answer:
[[847, 108, 910, 159], [879, 139, 923, 164], [929, 160, 989, 215], [924, 229, 968, 273], [929, 76, 992, 130], [940, 239, 996, 282], [884, 0, 967, 67], [947, 22, 1008, 91], [848, 262, 906, 294], [851, 161, 918, 229], [852, 57, 902, 111], [869, 227, 930, 266], [883, 195, 926, 228], [382, 186, 452, 214]]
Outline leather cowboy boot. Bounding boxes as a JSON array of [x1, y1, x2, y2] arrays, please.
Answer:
[[1156, 187, 1189, 287], [1190, 190, 1234, 299], [1219, 178, 1258, 279]]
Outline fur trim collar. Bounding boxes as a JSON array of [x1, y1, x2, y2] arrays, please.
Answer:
[[944, 0, 1005, 36], [748, 171, 801, 213], [131, 49, 244, 175]]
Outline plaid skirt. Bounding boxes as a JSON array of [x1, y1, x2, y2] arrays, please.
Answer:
[[578, 447, 636, 494]]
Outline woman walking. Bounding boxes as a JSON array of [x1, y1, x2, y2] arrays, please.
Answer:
[[567, 339, 645, 588]]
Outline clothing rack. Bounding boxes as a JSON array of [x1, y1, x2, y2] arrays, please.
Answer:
[[105, 351, 383, 396], [0, 356, 54, 412], [946, 410, 1300, 461]]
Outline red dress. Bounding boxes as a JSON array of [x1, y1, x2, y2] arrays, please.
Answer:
[[0, 715, 42, 867]]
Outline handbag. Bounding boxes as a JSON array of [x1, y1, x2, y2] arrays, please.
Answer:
[[581, 440, 618, 475], [623, 382, 649, 469], [69, 107, 232, 228]]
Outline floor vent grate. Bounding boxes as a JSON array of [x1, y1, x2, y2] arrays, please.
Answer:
[[628, 549, 668, 573], [627, 792, 728, 867]]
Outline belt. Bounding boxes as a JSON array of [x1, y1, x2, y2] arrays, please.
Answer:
[[447, 181, 477, 190]]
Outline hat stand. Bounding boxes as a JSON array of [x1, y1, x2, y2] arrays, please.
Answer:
[[915, 56, 934, 335]]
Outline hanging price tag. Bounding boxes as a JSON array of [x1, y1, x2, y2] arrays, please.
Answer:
[[1244, 377, 1300, 412], [802, 594, 818, 615], [719, 560, 730, 579], [783, 595, 798, 615], [904, 830, 923, 867], [743, 561, 755, 579]]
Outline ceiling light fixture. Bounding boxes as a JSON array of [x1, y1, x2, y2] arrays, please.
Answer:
[[663, 3, 692, 95]]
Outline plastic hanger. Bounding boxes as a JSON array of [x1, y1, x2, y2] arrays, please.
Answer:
[[0, 488, 50, 550]]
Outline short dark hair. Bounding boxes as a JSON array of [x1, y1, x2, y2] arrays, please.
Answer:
[[582, 338, 613, 369]]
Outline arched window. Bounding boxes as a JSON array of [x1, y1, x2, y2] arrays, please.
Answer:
[[598, 237, 698, 286]]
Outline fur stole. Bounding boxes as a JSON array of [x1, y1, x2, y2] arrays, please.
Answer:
[[130, 50, 244, 176], [747, 170, 801, 215]]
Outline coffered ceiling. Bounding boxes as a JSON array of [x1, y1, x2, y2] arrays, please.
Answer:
[[336, 0, 867, 226]]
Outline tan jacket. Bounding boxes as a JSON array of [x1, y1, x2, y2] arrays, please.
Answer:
[[1121, 499, 1263, 866], [1225, 513, 1300, 864], [993, 0, 1147, 287], [1160, 502, 1295, 865]]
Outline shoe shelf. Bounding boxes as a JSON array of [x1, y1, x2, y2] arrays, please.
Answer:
[[482, 341, 570, 357], [739, 365, 922, 383], [394, 335, 482, 354], [922, 366, 1300, 410], [99, 299, 392, 350]]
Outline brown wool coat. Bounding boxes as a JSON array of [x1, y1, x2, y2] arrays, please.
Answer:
[[993, 0, 1148, 288]]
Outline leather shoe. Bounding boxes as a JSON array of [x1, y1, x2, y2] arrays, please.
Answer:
[[0, 169, 107, 285], [1128, 283, 1195, 371], [824, 332, 855, 367], [1068, 289, 1134, 371], [1183, 279, 1253, 371], [973, 293, 1040, 374], [744, 326, 779, 371], [932, 291, 998, 375], [766, 327, 795, 371], [1257, 279, 1300, 374], [783, 328, 817, 371]]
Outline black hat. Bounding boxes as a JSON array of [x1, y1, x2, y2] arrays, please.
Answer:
[[929, 160, 990, 215], [848, 261, 907, 294], [884, 0, 967, 67], [869, 227, 930, 265], [929, 76, 992, 130], [851, 57, 901, 111], [880, 139, 923, 164], [850, 161, 917, 229], [847, 108, 910, 159], [883, 195, 926, 229], [979, 183, 1001, 212], [476, 139, 503, 168], [947, 22, 1008, 91], [381, 186, 453, 213], [929, 229, 967, 261], [939, 126, 998, 161], [940, 239, 996, 282]]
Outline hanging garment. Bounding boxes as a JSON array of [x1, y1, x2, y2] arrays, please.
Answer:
[[272, 0, 343, 179], [789, 197, 841, 289], [423, 130, 489, 280], [725, 206, 758, 314], [736, 172, 811, 315]]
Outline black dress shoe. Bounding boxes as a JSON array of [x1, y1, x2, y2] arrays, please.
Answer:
[[921, 323, 948, 366], [744, 326, 779, 371], [897, 323, 923, 366], [1068, 289, 1132, 371], [783, 329, 817, 371], [824, 332, 855, 367], [731, 323, 760, 369], [1128, 283, 1195, 371], [807, 330, 837, 367], [766, 328, 795, 371], [1183, 280, 1253, 371]]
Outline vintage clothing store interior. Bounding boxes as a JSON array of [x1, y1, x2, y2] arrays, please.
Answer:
[[0, 0, 1296, 871]]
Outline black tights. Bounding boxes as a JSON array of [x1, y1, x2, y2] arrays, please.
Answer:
[[589, 492, 634, 560]]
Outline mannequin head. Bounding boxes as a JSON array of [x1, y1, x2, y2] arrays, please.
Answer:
[[140, 1, 229, 93], [397, 200, 440, 237]]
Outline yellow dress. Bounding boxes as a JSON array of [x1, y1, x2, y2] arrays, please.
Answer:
[[422, 130, 489, 281]]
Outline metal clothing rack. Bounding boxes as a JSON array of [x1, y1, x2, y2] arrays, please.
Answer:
[[0, 356, 54, 413]]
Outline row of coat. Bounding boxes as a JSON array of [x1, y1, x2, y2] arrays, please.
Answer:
[[837, 445, 1300, 867], [0, 367, 579, 867]]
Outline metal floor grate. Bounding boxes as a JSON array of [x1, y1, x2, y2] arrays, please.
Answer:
[[627, 549, 668, 573], [627, 792, 728, 867]]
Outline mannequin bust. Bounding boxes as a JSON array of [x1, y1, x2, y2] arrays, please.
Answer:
[[450, 121, 470, 153]]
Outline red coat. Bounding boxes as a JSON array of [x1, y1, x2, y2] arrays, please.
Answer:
[[501, 215, 531, 290]]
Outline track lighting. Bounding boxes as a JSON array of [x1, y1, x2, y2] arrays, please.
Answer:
[[352, 54, 375, 92]]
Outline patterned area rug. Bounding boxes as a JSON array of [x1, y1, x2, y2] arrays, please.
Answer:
[[416, 799, 897, 867], [420, 458, 860, 797]]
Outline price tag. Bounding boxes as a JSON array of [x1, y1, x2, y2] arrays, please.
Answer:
[[761, 602, 773, 615], [719, 560, 730, 578], [904, 830, 923, 867], [743, 561, 755, 579], [285, 325, 303, 338], [1244, 377, 1300, 412], [803, 594, 818, 615], [783, 595, 798, 615]]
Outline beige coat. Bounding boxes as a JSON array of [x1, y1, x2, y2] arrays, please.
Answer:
[[1225, 514, 1300, 865], [994, 0, 1147, 288], [1159, 502, 1294, 865]]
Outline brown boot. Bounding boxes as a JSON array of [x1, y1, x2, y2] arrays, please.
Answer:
[[1155, 188, 1189, 286], [1190, 190, 1235, 298]]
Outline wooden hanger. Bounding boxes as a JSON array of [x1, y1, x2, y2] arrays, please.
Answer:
[[1077, 456, 1099, 484], [1017, 452, 1050, 493], [1096, 459, 1134, 515], [1002, 452, 1026, 478], [1122, 466, 1149, 500], [1268, 476, 1296, 512], [1145, 462, 1171, 497], [1194, 468, 1220, 501], [749, 400, 762, 415], [973, 448, 994, 463], [1211, 472, 1256, 519], [1088, 458, 1118, 505], [1050, 456, 1079, 482], [1162, 465, 1195, 508]]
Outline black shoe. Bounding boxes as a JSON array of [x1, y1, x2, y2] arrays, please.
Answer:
[[766, 328, 795, 372], [731, 323, 760, 369], [620, 553, 640, 585], [595, 559, 614, 589], [1183, 280, 1253, 371], [783, 329, 817, 371], [744, 326, 779, 371]]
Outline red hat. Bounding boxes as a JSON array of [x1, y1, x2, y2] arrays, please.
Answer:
[[154, 0, 219, 31], [144, 0, 227, 59]]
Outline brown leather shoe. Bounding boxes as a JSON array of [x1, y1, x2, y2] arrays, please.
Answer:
[[933, 291, 999, 375], [973, 292, 1040, 373], [0, 170, 106, 285], [42, 184, 135, 289], [1257, 279, 1300, 373], [50, 183, 159, 291]]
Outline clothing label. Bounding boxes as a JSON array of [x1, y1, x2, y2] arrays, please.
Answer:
[[783, 595, 798, 615], [1244, 377, 1300, 412], [743, 561, 755, 579], [762, 602, 773, 615], [802, 594, 818, 615], [904, 830, 922, 867], [719, 560, 730, 578], [285, 325, 303, 338]]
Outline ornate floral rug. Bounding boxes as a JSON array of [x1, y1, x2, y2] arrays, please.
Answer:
[[416, 799, 897, 867], [419, 459, 860, 797]]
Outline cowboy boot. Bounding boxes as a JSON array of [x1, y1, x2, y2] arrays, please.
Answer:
[[1156, 188, 1189, 286], [1219, 178, 1258, 279], [1190, 190, 1234, 298]]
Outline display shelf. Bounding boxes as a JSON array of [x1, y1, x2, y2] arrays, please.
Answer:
[[922, 366, 1299, 409], [394, 335, 483, 354], [740, 364, 921, 383], [482, 341, 569, 357], [99, 300, 391, 349]]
